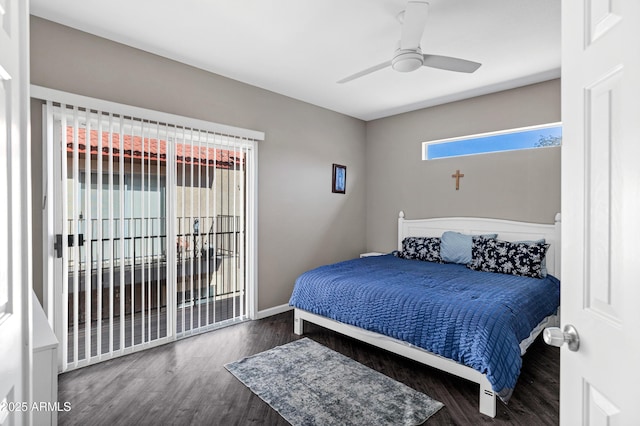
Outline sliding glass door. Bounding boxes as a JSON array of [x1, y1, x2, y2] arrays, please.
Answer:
[[44, 100, 258, 371]]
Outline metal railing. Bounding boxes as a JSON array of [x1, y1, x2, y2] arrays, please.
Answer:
[[67, 215, 241, 271], [64, 215, 244, 324]]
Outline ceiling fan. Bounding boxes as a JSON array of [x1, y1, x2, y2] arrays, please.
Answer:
[[337, 1, 481, 84]]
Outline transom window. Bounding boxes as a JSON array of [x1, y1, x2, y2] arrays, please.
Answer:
[[422, 122, 562, 160]]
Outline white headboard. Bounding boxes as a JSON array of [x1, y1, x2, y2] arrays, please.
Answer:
[[397, 211, 562, 277]]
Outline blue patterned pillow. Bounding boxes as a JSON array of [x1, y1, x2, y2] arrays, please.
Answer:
[[440, 231, 497, 264], [514, 239, 548, 277], [397, 237, 443, 263], [468, 237, 550, 278]]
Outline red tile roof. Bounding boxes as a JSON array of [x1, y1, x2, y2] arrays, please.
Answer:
[[66, 127, 244, 169]]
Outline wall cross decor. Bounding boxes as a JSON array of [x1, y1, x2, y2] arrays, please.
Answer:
[[451, 169, 464, 190]]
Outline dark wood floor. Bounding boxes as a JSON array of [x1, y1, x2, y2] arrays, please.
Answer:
[[58, 311, 559, 425]]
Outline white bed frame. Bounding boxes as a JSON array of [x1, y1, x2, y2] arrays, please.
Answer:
[[293, 211, 561, 418]]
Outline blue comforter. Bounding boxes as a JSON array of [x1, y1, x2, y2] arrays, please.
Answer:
[[289, 254, 560, 402]]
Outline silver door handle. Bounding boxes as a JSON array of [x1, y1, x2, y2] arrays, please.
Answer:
[[543, 324, 580, 351]]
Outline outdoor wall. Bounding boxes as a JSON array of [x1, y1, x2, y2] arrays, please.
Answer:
[[365, 79, 561, 252], [30, 16, 367, 311]]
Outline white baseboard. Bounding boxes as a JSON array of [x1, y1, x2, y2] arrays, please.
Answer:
[[256, 304, 293, 320]]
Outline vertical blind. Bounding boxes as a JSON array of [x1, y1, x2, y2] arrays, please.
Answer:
[[43, 94, 260, 371]]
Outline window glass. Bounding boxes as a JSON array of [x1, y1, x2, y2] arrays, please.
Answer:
[[423, 123, 562, 160]]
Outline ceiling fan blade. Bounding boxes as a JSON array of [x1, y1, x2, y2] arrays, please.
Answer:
[[400, 1, 429, 50], [422, 54, 482, 73], [337, 61, 392, 84]]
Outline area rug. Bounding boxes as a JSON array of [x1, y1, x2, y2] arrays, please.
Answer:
[[224, 338, 443, 425]]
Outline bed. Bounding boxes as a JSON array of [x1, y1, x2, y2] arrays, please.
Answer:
[[289, 211, 561, 418]]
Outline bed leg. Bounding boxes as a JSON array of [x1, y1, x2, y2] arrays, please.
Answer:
[[293, 312, 303, 335], [479, 387, 497, 418]]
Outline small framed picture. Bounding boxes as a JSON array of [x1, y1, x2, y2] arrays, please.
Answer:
[[332, 164, 347, 194]]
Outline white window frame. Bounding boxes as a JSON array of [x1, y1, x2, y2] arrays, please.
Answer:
[[422, 122, 562, 160]]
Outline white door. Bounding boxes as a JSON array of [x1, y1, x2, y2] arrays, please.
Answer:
[[558, 0, 640, 423], [0, 0, 31, 424]]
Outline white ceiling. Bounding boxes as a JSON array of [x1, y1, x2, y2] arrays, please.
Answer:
[[30, 0, 561, 121]]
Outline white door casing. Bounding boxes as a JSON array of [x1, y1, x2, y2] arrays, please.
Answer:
[[560, 0, 640, 423], [0, 0, 32, 424]]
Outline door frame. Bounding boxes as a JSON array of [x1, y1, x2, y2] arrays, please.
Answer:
[[35, 85, 262, 371], [0, 0, 32, 424]]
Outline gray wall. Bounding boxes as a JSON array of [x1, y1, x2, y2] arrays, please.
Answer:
[[30, 17, 367, 311], [365, 79, 561, 252], [31, 100, 44, 302], [30, 17, 561, 312]]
